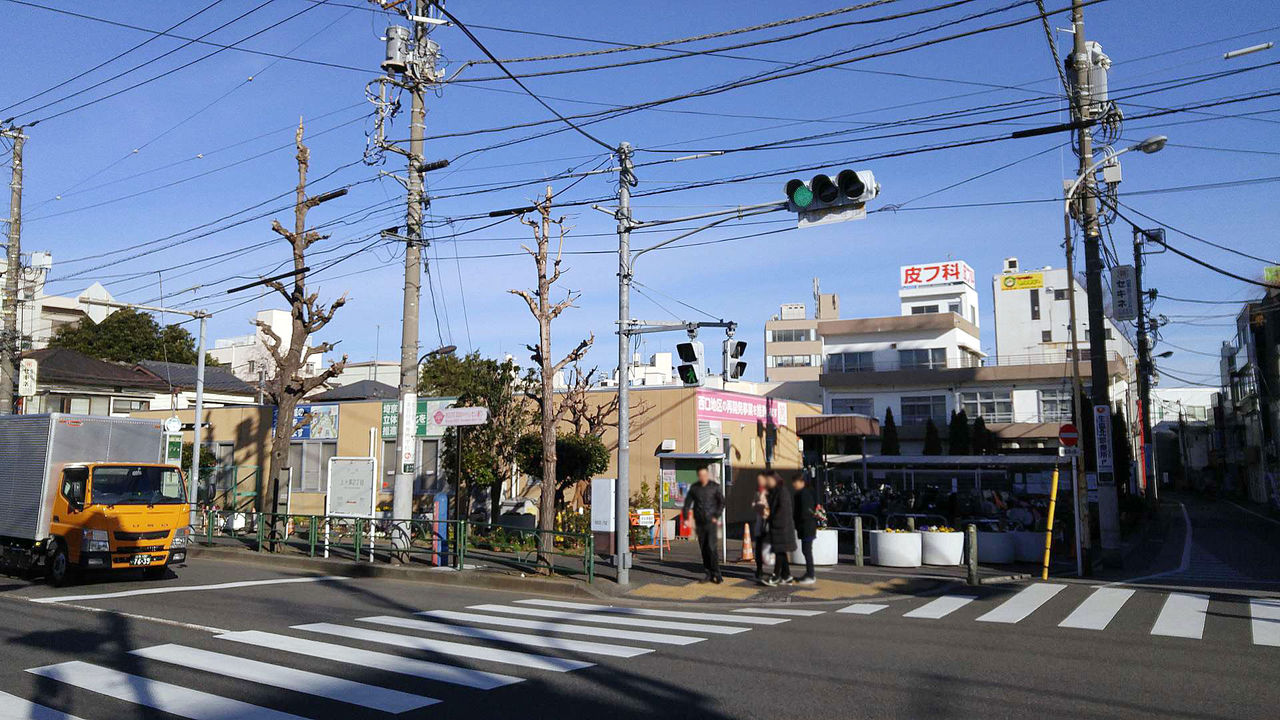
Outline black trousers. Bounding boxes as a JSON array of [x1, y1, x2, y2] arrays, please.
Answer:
[[774, 550, 791, 579], [800, 536, 815, 578], [754, 530, 769, 576], [697, 521, 720, 578]]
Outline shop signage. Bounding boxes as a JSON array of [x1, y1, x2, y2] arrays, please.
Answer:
[[901, 260, 975, 289], [272, 403, 339, 440], [17, 358, 37, 397], [380, 397, 457, 438], [1111, 264, 1138, 321], [696, 389, 787, 426], [999, 272, 1044, 291], [433, 406, 488, 427], [1093, 405, 1114, 475]]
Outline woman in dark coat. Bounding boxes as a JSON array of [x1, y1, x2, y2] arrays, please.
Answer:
[[766, 471, 796, 585], [792, 475, 820, 584]]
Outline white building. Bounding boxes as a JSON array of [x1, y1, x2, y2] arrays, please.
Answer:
[[209, 309, 325, 385], [328, 360, 400, 388], [898, 260, 980, 326], [763, 279, 839, 383], [0, 251, 119, 350], [992, 257, 1135, 364]]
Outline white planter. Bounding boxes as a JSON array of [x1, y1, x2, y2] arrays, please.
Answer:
[[977, 531, 1015, 564], [788, 529, 840, 566], [920, 531, 964, 566], [224, 513, 248, 533], [869, 530, 922, 568], [1013, 531, 1044, 563]]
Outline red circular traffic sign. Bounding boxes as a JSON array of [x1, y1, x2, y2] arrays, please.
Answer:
[[1058, 423, 1079, 447]]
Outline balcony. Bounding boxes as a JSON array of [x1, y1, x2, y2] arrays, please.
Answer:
[[820, 350, 1128, 388]]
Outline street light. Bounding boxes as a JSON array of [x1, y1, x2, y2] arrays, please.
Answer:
[[417, 345, 456, 366], [1156, 351, 1174, 359]]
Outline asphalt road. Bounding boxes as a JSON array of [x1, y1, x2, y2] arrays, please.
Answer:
[[2, 498, 1277, 720]]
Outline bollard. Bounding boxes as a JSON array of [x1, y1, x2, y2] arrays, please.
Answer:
[[907, 516, 916, 532], [966, 523, 979, 586], [853, 515, 865, 566]]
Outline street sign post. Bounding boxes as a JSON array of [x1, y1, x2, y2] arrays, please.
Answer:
[[1058, 423, 1079, 447], [1111, 264, 1138, 321], [1093, 405, 1114, 476], [17, 358, 37, 397], [433, 406, 489, 427]]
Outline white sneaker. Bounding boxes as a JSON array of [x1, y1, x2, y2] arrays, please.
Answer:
[[796, 576, 816, 585]]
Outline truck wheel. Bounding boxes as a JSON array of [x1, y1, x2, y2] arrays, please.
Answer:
[[142, 566, 167, 580], [47, 543, 76, 587]]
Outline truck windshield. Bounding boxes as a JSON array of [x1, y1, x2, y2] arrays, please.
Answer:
[[91, 466, 185, 505]]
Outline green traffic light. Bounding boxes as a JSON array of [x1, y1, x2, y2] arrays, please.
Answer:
[[785, 179, 814, 209]]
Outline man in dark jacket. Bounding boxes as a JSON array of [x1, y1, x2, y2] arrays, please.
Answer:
[[682, 467, 725, 583], [765, 471, 797, 586], [792, 474, 821, 585]]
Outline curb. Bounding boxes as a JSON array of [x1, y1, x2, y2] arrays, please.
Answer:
[[187, 545, 608, 600]]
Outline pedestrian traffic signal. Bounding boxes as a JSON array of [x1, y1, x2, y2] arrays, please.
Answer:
[[784, 169, 879, 223], [675, 340, 705, 387], [724, 339, 747, 380]]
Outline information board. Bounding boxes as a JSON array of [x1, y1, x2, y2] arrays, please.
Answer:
[[326, 457, 377, 518]]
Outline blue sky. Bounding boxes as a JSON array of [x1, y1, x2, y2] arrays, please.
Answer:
[[2, 0, 1277, 387]]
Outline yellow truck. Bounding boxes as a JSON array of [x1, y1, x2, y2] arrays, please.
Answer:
[[0, 414, 192, 586]]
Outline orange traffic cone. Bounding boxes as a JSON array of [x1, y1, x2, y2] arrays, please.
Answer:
[[739, 523, 755, 562]]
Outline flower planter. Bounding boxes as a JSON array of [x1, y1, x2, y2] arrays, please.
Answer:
[[976, 531, 1015, 564], [920, 531, 964, 566], [1013, 531, 1044, 563], [869, 530, 922, 568], [788, 528, 840, 566]]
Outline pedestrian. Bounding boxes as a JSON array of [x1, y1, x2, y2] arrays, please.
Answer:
[[792, 474, 820, 585], [682, 466, 725, 584], [764, 471, 796, 586], [751, 472, 772, 582]]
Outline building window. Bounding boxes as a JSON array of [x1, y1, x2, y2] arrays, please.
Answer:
[[1039, 389, 1073, 422], [960, 390, 1013, 423], [831, 397, 874, 416], [1041, 330, 1052, 343], [59, 396, 92, 415], [288, 442, 337, 493], [827, 351, 873, 372], [910, 305, 939, 315], [1105, 328, 1114, 340], [1030, 290, 1041, 320], [948, 302, 960, 315], [898, 348, 946, 370], [769, 328, 811, 343], [771, 354, 814, 368], [110, 398, 150, 416], [1054, 289, 1069, 301], [901, 396, 947, 426]]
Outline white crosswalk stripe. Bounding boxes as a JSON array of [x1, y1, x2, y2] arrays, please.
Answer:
[[516, 598, 789, 625], [1250, 599, 1280, 647], [903, 595, 976, 619], [27, 661, 309, 720], [468, 603, 752, 634], [838, 603, 888, 615], [216, 630, 523, 689], [130, 643, 438, 713], [1058, 588, 1135, 630], [358, 615, 654, 658], [731, 608, 826, 616], [419, 609, 705, 645], [0, 690, 87, 720], [1151, 593, 1210, 640], [976, 583, 1066, 624], [295, 621, 596, 671]]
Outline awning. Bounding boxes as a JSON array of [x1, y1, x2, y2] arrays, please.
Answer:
[[797, 414, 881, 437], [825, 453, 1068, 469]]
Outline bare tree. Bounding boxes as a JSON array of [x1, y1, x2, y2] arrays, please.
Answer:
[[259, 120, 349, 522], [510, 186, 591, 566], [556, 361, 652, 510]]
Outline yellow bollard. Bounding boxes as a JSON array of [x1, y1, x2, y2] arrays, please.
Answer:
[[1041, 467, 1060, 580]]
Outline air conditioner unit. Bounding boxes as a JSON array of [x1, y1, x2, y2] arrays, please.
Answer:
[[660, 439, 677, 452]]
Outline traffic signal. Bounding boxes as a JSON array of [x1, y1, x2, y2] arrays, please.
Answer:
[[784, 169, 878, 213], [675, 340, 705, 387], [724, 339, 747, 380]]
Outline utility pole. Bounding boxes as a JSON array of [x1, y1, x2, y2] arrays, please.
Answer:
[[1133, 226, 1158, 507], [1068, 0, 1121, 565], [614, 142, 635, 585], [1, 126, 24, 415], [1062, 216, 1092, 569]]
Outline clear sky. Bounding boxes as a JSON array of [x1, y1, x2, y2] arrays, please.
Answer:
[[2, 0, 1277, 389]]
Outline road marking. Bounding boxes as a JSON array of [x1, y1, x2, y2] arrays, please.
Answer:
[[837, 603, 888, 615], [217, 631, 522, 689], [977, 583, 1067, 624], [1151, 592, 1210, 639], [358, 615, 653, 658], [1227, 500, 1280, 528], [29, 576, 349, 604], [515, 599, 788, 625], [420, 610, 703, 645], [903, 596, 976, 619], [27, 661, 308, 720], [1250, 598, 1280, 646], [0, 690, 86, 720], [467, 604, 751, 635], [1058, 588, 1135, 630], [131, 643, 437, 713], [731, 608, 826, 616], [1107, 503, 1192, 586], [295, 622, 593, 672], [33, 602, 231, 634]]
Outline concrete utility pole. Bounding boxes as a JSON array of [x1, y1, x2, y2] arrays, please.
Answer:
[[1062, 216, 1092, 566], [1068, 0, 1121, 565], [1132, 227, 1158, 506], [1, 127, 24, 415], [614, 142, 635, 585]]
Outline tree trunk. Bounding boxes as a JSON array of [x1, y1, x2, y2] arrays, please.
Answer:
[[536, 204, 557, 570]]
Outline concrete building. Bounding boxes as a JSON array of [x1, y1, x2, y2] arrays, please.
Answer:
[[1216, 293, 1279, 504], [992, 257, 1135, 363], [328, 360, 399, 388], [764, 280, 838, 382], [0, 251, 119, 350], [208, 309, 325, 387]]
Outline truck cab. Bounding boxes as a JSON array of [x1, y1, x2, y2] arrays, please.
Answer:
[[47, 462, 191, 585]]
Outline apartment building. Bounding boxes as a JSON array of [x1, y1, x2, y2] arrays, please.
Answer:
[[763, 280, 838, 382]]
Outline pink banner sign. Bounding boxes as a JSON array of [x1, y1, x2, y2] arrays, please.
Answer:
[[696, 389, 787, 426]]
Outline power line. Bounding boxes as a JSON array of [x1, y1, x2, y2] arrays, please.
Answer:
[[1157, 293, 1260, 306], [1119, 200, 1279, 266]]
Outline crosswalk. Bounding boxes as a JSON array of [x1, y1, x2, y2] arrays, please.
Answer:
[[12, 598, 801, 719], [838, 583, 1280, 647]]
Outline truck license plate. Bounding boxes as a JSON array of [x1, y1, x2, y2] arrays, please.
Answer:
[[129, 555, 153, 566]]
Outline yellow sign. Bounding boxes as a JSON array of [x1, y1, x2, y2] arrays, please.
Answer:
[[1000, 272, 1044, 291], [1265, 266, 1280, 284]]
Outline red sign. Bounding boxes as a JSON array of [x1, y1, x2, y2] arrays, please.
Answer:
[[1058, 423, 1079, 447]]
